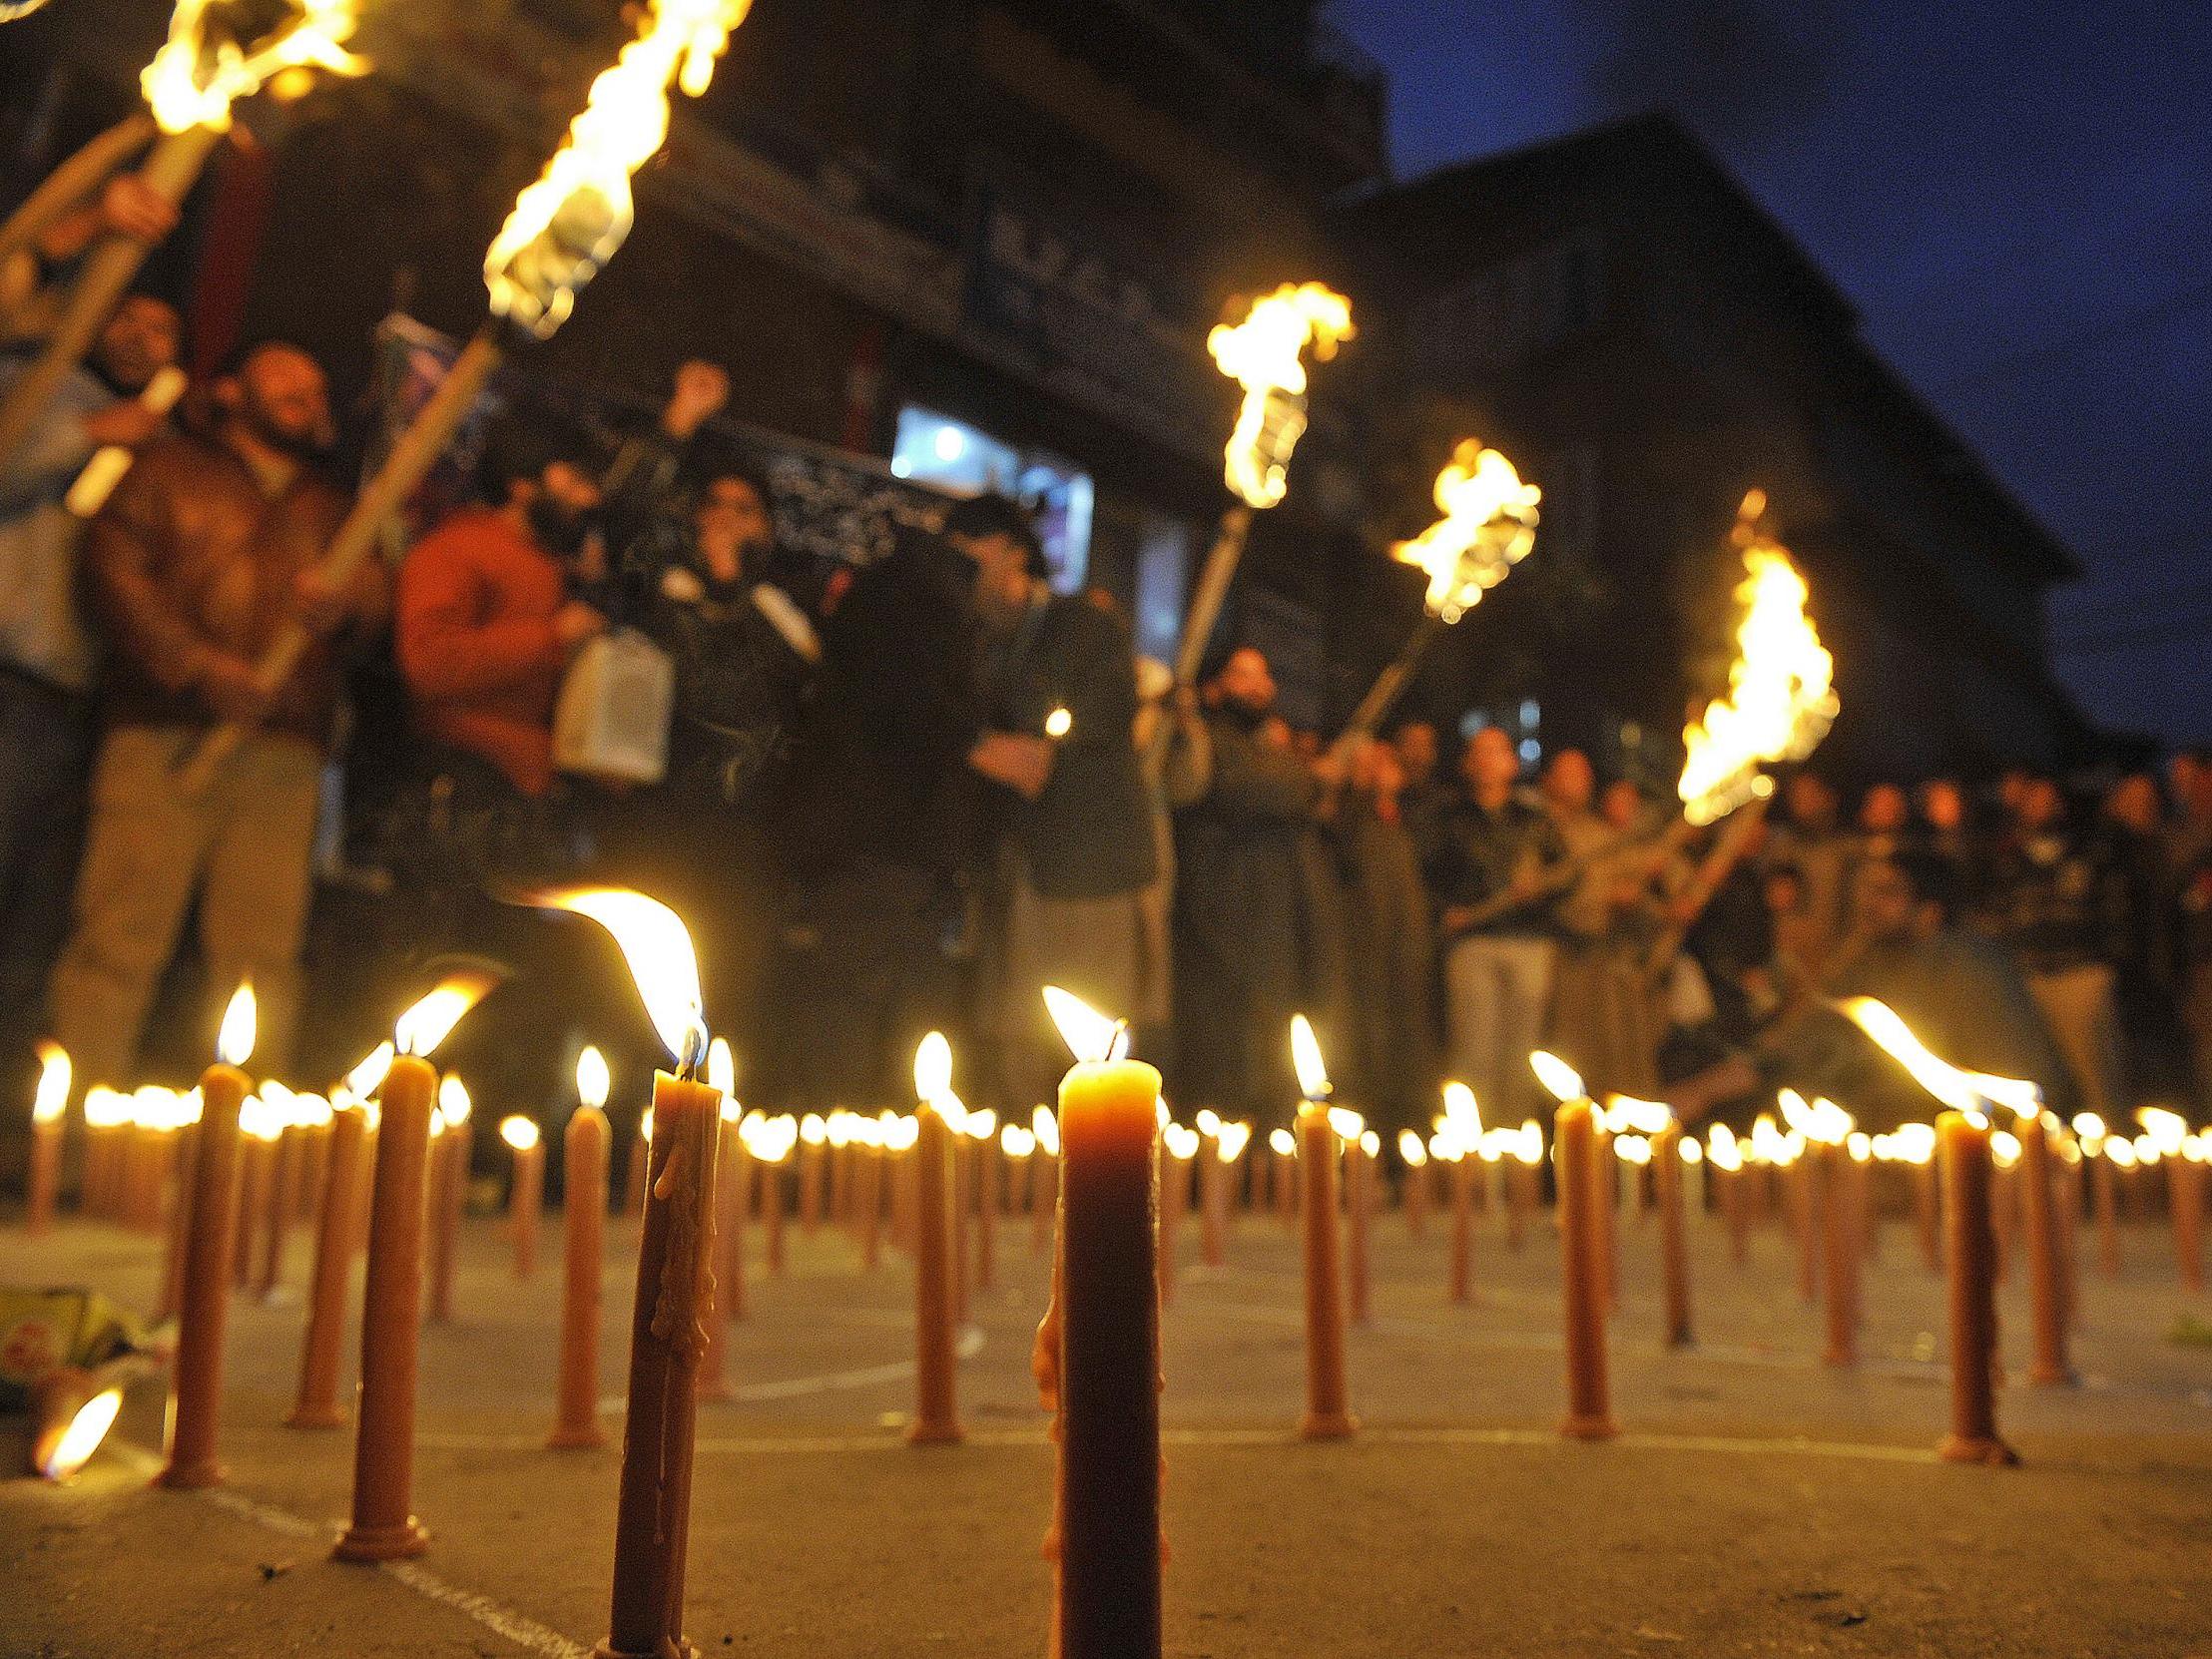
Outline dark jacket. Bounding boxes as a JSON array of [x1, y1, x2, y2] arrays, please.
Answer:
[[84, 431, 379, 746], [986, 592, 1156, 900], [1426, 789, 1567, 937], [1983, 826, 2123, 975], [639, 565, 810, 812], [778, 527, 984, 878], [1174, 709, 1317, 987]]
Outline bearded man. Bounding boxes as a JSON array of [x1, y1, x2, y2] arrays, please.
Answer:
[[48, 342, 387, 1083]]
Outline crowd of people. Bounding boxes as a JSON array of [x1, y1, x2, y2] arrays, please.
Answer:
[[5, 184, 2211, 1143]]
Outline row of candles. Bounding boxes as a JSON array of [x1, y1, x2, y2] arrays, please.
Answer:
[[17, 931, 2209, 1656]]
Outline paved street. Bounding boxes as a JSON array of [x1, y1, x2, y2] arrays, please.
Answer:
[[9, 1195, 2212, 1657]]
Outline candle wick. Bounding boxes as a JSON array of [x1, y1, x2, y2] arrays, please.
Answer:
[[676, 1018, 707, 1081]]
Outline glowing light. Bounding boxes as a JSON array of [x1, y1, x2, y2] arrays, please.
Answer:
[[1891, 1123, 1937, 1165], [1164, 1123, 1201, 1161], [1391, 440, 1540, 624], [1206, 282, 1353, 510], [1441, 1081, 1482, 1135], [1604, 1094, 1675, 1136], [344, 1041, 394, 1102], [963, 1107, 998, 1144], [32, 1041, 69, 1124], [394, 971, 497, 1058], [436, 1076, 471, 1129], [1837, 997, 2039, 1121], [1290, 1015, 1331, 1101], [500, 1115, 541, 1153], [141, 0, 364, 137], [1706, 1124, 1742, 1172], [914, 1032, 952, 1104], [1528, 1050, 1585, 1105], [1268, 1127, 1297, 1157], [1032, 1104, 1059, 1157], [292, 1093, 333, 1130], [484, 0, 753, 337], [1216, 1121, 1253, 1162], [217, 981, 256, 1067], [800, 1112, 828, 1146], [36, 1384, 123, 1480], [1676, 494, 1839, 826], [1398, 1128, 1428, 1168], [575, 1046, 611, 1111], [1777, 1089, 1853, 1146], [1043, 985, 1129, 1064], [707, 1036, 735, 1098], [2137, 1107, 2189, 1156], [534, 889, 705, 1064], [1001, 1124, 1036, 1159], [1679, 1137, 1703, 1165], [1044, 707, 1073, 740], [1614, 1135, 1651, 1166]]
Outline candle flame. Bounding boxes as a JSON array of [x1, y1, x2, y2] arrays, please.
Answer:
[[1163, 1123, 1200, 1161], [344, 1040, 394, 1102], [2136, 1107, 2188, 1156], [1001, 1123, 1036, 1158], [37, 1384, 123, 1481], [1044, 706, 1072, 740], [1777, 1089, 1854, 1145], [2071, 1111, 2106, 1145], [1679, 1136, 1703, 1165], [1207, 282, 1353, 509], [82, 1086, 128, 1130], [217, 981, 256, 1067], [707, 1036, 735, 1098], [33, 1041, 70, 1124], [1836, 997, 2039, 1121], [914, 1031, 952, 1104], [1528, 1050, 1584, 1106], [1513, 1120, 1544, 1166], [141, 0, 364, 136], [576, 1045, 611, 1111], [1397, 1127, 1428, 1168], [1391, 440, 1541, 623], [239, 1093, 284, 1143], [438, 1075, 471, 1128], [484, 0, 752, 337], [1032, 1103, 1060, 1156], [800, 1111, 828, 1146], [1846, 1130, 1872, 1163], [1289, 1014, 1331, 1101], [1216, 1121, 1253, 1161], [1326, 1105, 1365, 1143], [1268, 1126, 1297, 1157], [1440, 1081, 1482, 1134], [533, 889, 705, 1065], [500, 1115, 540, 1153], [1042, 984, 1129, 1064], [394, 970, 495, 1057], [1614, 1135, 1651, 1166], [1677, 495, 1839, 826], [1603, 1094, 1675, 1136], [292, 1092, 333, 1130], [744, 1112, 798, 1164]]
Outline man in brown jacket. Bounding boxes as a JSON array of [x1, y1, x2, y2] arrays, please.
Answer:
[[47, 342, 385, 1086]]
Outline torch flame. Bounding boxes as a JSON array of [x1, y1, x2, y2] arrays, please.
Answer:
[[533, 889, 704, 1066], [217, 981, 256, 1067], [37, 1384, 123, 1481], [1528, 1050, 1585, 1106], [500, 1115, 540, 1153], [394, 971, 497, 1058], [576, 1045, 611, 1111], [1290, 1014, 1331, 1102], [1391, 440, 1541, 624], [33, 1041, 69, 1124], [141, 0, 365, 136], [913, 1032, 952, 1104], [483, 0, 752, 338], [1676, 495, 1839, 827], [1207, 282, 1353, 509], [1042, 985, 1129, 1064], [1836, 997, 2041, 1120]]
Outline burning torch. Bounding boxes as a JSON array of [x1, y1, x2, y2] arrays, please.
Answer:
[[1640, 490, 1839, 980], [1150, 281, 1351, 761], [1329, 437, 1540, 762], [176, 0, 753, 792], [0, 0, 364, 467]]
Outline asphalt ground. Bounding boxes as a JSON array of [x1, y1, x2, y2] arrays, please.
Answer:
[[8, 1189, 2212, 1657]]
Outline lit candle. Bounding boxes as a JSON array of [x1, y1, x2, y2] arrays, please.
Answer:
[[2076, 1115, 2120, 1279], [29, 1365, 124, 1481], [1158, 1122, 1197, 1303], [1346, 1126, 1376, 1328], [1398, 1128, 1429, 1238], [536, 890, 724, 1659], [156, 983, 255, 1488], [1195, 1108, 1228, 1267], [1032, 1104, 1060, 1255], [1290, 1016, 1355, 1440], [336, 973, 494, 1559], [1532, 1051, 1616, 1440], [1936, 1109, 2016, 1464], [1438, 1135, 1473, 1304], [253, 1092, 303, 1301], [1268, 1126, 1297, 1229], [1899, 1124, 1940, 1274], [967, 1106, 1000, 1293], [909, 1033, 962, 1444], [799, 1111, 828, 1233], [2014, 1105, 2073, 1386], [24, 1041, 68, 1235], [154, 1097, 199, 1325], [998, 1122, 1034, 1278], [233, 1095, 279, 1291], [1654, 1117, 1693, 1350], [2141, 1108, 2204, 1291], [1506, 1119, 1539, 1252], [287, 1093, 369, 1428], [1708, 1125, 1750, 1266], [502, 1115, 546, 1281], [1041, 986, 1163, 1659], [755, 1114, 793, 1275], [426, 1075, 470, 1323], [1781, 1092, 1858, 1369], [551, 1047, 614, 1445]]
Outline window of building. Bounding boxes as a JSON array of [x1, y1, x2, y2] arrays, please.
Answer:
[[889, 404, 1095, 594]]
